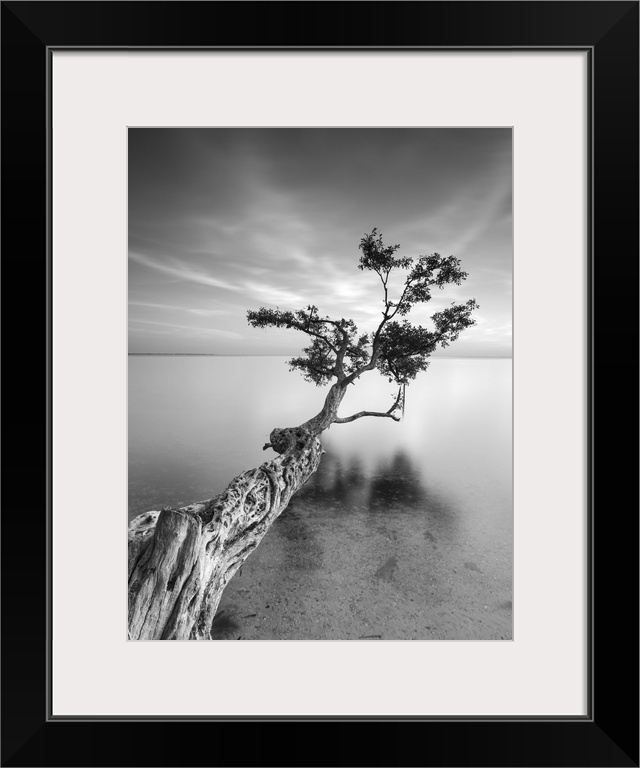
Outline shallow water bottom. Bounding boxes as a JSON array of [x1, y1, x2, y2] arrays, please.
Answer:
[[210, 458, 512, 641], [129, 357, 512, 640]]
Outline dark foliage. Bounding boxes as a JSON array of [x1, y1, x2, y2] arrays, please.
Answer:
[[247, 229, 478, 389]]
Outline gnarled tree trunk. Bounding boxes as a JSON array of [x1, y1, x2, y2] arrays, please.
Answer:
[[128, 383, 348, 640], [128, 231, 471, 640]]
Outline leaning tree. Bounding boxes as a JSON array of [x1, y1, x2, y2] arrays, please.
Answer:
[[128, 229, 478, 639]]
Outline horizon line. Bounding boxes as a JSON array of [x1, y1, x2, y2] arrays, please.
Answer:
[[128, 352, 513, 359]]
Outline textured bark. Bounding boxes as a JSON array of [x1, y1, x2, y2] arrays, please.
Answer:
[[127, 376, 400, 640], [128, 233, 472, 639], [300, 381, 348, 434], [128, 427, 325, 640]]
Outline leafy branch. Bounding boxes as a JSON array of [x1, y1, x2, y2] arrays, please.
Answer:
[[246, 229, 478, 422]]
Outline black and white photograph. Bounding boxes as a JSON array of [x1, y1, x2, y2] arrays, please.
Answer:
[[128, 127, 513, 641], [2, 0, 635, 759]]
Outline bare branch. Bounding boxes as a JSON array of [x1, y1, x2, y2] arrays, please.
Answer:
[[309, 316, 348, 334], [333, 410, 401, 424], [293, 325, 339, 354], [333, 385, 404, 424], [333, 331, 351, 379], [247, 307, 340, 355]]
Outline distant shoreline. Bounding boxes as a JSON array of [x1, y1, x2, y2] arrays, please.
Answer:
[[128, 352, 512, 359], [128, 353, 276, 357]]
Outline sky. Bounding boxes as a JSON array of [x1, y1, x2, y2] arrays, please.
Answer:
[[129, 128, 512, 357]]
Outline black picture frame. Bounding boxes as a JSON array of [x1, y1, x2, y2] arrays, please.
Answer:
[[2, 2, 637, 766]]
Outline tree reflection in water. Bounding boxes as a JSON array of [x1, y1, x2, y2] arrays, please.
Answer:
[[291, 448, 458, 537], [213, 445, 510, 640]]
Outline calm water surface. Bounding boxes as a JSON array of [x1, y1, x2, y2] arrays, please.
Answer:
[[129, 356, 512, 639], [129, 356, 511, 527]]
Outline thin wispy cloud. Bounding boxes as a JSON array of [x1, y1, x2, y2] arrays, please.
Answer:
[[243, 281, 309, 308], [130, 251, 239, 292], [130, 300, 231, 317], [130, 317, 242, 338], [129, 128, 511, 356]]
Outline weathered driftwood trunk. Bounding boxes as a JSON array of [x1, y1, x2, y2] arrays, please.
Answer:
[[128, 382, 349, 640], [127, 371, 404, 641], [128, 427, 324, 640], [128, 233, 466, 639]]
